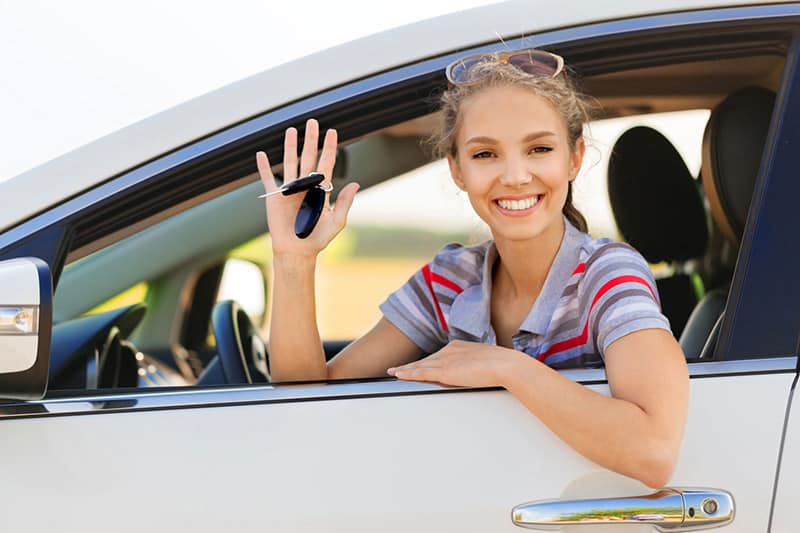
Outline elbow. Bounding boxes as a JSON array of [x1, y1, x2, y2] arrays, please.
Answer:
[[632, 443, 678, 489]]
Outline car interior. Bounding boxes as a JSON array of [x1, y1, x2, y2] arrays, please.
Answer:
[[43, 28, 787, 395]]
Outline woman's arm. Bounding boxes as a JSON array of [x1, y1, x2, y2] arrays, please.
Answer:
[[259, 119, 355, 382], [260, 119, 422, 382], [327, 317, 424, 379], [503, 328, 688, 488], [388, 328, 689, 488]]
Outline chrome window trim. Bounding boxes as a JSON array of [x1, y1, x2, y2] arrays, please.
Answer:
[[1, 4, 798, 252], [0, 357, 794, 420]]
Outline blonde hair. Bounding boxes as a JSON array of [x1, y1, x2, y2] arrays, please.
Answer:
[[430, 56, 596, 232]]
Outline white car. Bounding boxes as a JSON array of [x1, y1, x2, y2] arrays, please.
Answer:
[[1, 1, 799, 532]]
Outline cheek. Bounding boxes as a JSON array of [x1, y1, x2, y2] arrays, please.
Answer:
[[459, 164, 495, 191], [542, 153, 575, 183]]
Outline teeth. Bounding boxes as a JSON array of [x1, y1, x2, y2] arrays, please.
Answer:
[[497, 196, 539, 210]]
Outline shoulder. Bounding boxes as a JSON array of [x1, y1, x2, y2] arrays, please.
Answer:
[[574, 238, 670, 355], [583, 237, 649, 269], [577, 238, 659, 301], [426, 240, 489, 288]]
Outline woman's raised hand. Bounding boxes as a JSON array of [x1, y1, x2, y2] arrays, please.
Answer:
[[256, 118, 359, 257]]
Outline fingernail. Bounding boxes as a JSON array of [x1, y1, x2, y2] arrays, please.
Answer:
[[387, 367, 395, 375]]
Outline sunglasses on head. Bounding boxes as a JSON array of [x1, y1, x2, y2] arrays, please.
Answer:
[[445, 49, 564, 86], [259, 172, 333, 238]]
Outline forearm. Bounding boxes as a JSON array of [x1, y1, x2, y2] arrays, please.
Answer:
[[268, 254, 328, 381], [500, 353, 679, 488]]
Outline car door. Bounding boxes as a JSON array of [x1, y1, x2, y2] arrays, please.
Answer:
[[1, 5, 799, 533]]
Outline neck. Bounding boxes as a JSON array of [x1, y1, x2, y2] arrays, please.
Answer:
[[492, 217, 566, 298]]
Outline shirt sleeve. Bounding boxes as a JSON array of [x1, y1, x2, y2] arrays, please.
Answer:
[[579, 242, 672, 357], [379, 245, 463, 353]]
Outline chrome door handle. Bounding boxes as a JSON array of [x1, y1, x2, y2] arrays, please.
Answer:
[[512, 487, 734, 531]]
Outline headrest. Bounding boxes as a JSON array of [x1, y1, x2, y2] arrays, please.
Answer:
[[701, 86, 776, 244], [608, 126, 708, 263]]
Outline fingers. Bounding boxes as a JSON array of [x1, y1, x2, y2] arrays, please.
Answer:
[[388, 364, 443, 383], [283, 127, 298, 182], [299, 119, 319, 177], [331, 182, 359, 228], [317, 128, 338, 184], [256, 151, 278, 194], [278, 118, 335, 187]]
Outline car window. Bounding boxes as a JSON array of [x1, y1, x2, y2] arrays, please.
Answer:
[[85, 282, 148, 316], [44, 46, 785, 395], [209, 108, 710, 354]]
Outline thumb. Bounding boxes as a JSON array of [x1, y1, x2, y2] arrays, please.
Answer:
[[332, 182, 360, 228]]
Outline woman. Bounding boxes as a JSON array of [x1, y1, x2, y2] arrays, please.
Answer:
[[255, 49, 688, 489]]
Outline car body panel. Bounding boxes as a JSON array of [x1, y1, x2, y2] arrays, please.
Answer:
[[769, 374, 800, 533], [0, 362, 793, 532]]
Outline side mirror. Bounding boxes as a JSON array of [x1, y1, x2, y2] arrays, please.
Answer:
[[0, 257, 51, 400]]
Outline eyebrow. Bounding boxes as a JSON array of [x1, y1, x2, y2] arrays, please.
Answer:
[[465, 131, 557, 144]]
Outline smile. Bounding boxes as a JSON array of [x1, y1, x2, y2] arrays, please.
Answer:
[[494, 194, 542, 215]]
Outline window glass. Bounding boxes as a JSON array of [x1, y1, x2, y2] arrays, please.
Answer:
[[86, 282, 148, 315], [217, 258, 267, 325]]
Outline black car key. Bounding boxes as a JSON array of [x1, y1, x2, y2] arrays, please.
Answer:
[[259, 172, 325, 198], [279, 172, 325, 196]]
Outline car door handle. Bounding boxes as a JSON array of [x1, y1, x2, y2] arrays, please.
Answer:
[[512, 487, 734, 531]]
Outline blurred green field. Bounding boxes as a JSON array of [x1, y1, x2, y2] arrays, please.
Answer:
[[237, 224, 473, 340]]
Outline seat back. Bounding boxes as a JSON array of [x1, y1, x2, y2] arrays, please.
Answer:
[[679, 86, 776, 357], [608, 126, 708, 338]]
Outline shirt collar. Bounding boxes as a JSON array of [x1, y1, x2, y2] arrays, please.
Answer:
[[519, 218, 585, 335], [448, 217, 585, 339], [448, 241, 497, 340]]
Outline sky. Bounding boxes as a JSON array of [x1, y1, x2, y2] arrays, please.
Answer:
[[0, 0, 497, 181]]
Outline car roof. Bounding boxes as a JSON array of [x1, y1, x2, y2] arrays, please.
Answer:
[[0, 0, 778, 233]]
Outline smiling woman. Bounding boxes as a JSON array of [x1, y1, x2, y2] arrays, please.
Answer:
[[260, 48, 689, 489]]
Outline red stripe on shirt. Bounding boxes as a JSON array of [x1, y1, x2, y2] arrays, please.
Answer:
[[431, 272, 464, 294], [572, 262, 586, 275], [537, 275, 656, 361], [422, 264, 449, 333]]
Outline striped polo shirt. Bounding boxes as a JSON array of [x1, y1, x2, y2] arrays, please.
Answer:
[[379, 217, 671, 369]]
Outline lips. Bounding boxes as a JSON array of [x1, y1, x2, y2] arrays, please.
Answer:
[[493, 194, 543, 216]]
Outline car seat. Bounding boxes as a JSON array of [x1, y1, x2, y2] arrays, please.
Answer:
[[679, 86, 776, 358], [608, 125, 708, 339]]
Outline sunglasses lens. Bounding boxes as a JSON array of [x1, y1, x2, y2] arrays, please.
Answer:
[[295, 187, 325, 239], [447, 50, 562, 85], [448, 56, 485, 84], [508, 51, 560, 77]]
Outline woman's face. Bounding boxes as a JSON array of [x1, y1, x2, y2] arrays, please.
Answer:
[[448, 84, 584, 244]]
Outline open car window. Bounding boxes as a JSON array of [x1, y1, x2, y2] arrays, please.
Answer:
[[45, 40, 785, 394]]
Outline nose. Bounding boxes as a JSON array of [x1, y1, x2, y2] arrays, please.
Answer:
[[499, 156, 533, 187]]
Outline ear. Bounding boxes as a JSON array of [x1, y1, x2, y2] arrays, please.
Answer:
[[569, 137, 586, 181], [447, 154, 467, 191]]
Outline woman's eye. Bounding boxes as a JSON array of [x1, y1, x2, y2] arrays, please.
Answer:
[[472, 151, 494, 159], [529, 146, 553, 154]]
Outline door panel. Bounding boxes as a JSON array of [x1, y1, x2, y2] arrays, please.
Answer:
[[0, 366, 791, 532], [767, 374, 799, 533]]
